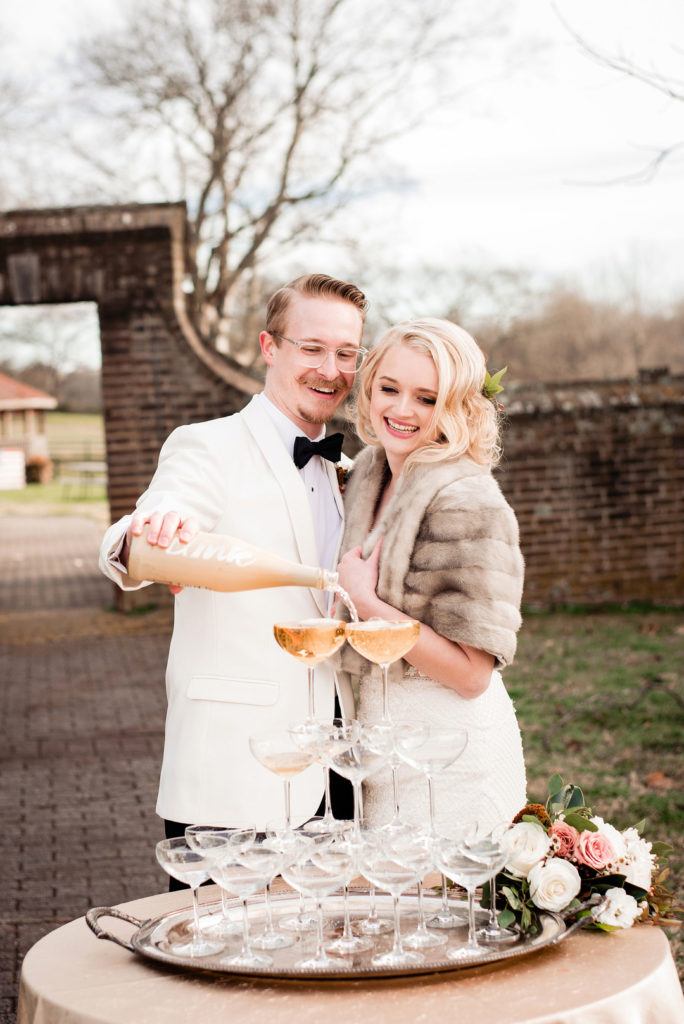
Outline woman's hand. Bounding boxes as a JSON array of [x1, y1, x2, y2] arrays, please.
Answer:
[[336, 537, 384, 620]]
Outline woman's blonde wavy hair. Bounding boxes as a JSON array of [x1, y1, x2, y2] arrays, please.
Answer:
[[354, 318, 501, 469]]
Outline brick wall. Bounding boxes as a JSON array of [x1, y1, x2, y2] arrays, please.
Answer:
[[1, 203, 682, 609], [0, 203, 260, 527], [498, 370, 684, 608]]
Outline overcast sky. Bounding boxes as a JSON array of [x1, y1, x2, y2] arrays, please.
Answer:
[[3, 0, 683, 339]]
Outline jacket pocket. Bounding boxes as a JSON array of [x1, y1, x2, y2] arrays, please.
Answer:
[[187, 675, 279, 706]]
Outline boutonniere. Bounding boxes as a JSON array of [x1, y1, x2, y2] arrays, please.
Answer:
[[336, 463, 349, 493]]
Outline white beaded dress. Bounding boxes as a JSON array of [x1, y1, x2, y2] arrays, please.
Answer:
[[357, 665, 527, 837]]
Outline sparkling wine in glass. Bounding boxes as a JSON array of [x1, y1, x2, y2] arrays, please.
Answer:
[[249, 729, 316, 832], [185, 825, 256, 938], [274, 618, 347, 722], [344, 618, 419, 723], [155, 837, 225, 957]]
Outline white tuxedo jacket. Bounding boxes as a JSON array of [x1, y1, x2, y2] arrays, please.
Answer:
[[99, 396, 354, 827]]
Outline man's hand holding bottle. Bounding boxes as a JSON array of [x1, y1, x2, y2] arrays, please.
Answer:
[[123, 511, 200, 594]]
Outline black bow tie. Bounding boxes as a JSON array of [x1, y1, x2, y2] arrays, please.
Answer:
[[293, 433, 344, 469]]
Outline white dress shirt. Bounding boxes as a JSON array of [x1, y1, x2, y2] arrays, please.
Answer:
[[257, 393, 343, 571]]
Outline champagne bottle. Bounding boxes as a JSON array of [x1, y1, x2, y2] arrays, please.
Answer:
[[127, 524, 338, 593]]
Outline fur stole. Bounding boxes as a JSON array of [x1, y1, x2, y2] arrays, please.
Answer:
[[340, 445, 524, 673]]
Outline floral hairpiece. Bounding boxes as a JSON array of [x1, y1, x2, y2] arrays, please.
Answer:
[[483, 366, 507, 409]]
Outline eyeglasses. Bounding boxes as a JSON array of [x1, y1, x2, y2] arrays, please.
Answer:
[[270, 332, 368, 373]]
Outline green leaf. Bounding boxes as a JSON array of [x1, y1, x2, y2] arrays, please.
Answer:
[[652, 842, 674, 860], [498, 908, 516, 929], [633, 818, 646, 835], [548, 773, 564, 798], [565, 785, 586, 809], [522, 815, 548, 830], [624, 881, 649, 900], [592, 873, 627, 888], [593, 922, 618, 933], [520, 905, 532, 932], [563, 811, 597, 832], [502, 886, 523, 910]]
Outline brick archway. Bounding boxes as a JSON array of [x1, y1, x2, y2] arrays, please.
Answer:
[[0, 203, 259, 524]]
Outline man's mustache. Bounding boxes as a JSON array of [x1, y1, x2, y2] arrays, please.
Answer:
[[298, 376, 348, 392]]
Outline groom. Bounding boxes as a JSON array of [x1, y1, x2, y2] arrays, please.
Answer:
[[100, 273, 366, 848]]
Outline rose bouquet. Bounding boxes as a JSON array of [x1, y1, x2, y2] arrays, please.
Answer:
[[492, 775, 680, 936]]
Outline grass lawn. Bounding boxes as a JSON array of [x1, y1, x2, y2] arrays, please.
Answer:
[[45, 410, 105, 461], [506, 607, 684, 973]]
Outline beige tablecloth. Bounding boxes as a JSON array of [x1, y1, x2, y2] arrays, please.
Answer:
[[18, 886, 684, 1024]]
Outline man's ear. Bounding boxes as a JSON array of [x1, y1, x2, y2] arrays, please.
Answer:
[[259, 330, 275, 366]]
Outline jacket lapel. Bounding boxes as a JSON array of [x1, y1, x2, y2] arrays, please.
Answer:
[[242, 396, 327, 614]]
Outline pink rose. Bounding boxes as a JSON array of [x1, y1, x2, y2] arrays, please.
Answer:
[[549, 821, 579, 860], [576, 829, 616, 870]]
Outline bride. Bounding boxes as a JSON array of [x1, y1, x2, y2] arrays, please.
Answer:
[[336, 317, 526, 835]]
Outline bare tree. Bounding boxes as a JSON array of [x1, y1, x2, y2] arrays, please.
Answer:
[[65, 0, 504, 357], [554, 6, 684, 182]]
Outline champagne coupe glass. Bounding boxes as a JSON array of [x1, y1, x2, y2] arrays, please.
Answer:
[[436, 837, 495, 959], [357, 833, 426, 967], [395, 725, 468, 930], [212, 843, 283, 968], [472, 823, 519, 946], [394, 725, 468, 839], [281, 841, 355, 968], [249, 729, 316, 832], [185, 825, 256, 938], [273, 618, 347, 722], [267, 821, 335, 934], [289, 717, 359, 834], [401, 831, 448, 951], [345, 618, 420, 725], [248, 840, 295, 951], [322, 723, 393, 841], [324, 836, 374, 955], [155, 837, 225, 957]]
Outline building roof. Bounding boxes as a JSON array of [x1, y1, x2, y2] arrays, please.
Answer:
[[0, 371, 58, 411]]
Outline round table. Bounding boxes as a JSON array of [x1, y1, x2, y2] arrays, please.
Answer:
[[18, 886, 684, 1024]]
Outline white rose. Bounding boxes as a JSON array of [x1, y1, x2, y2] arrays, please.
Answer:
[[596, 887, 641, 929], [590, 816, 626, 866], [502, 822, 551, 878], [528, 857, 582, 912], [621, 828, 655, 891]]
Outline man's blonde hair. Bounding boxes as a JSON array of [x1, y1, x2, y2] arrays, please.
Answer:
[[266, 273, 368, 337], [354, 318, 501, 469]]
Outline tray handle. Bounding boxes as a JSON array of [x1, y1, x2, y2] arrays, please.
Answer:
[[551, 895, 608, 944], [86, 906, 147, 951]]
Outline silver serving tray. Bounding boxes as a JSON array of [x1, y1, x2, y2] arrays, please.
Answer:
[[87, 890, 600, 981]]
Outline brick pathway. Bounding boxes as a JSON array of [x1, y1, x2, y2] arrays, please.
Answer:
[[0, 515, 172, 1024]]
